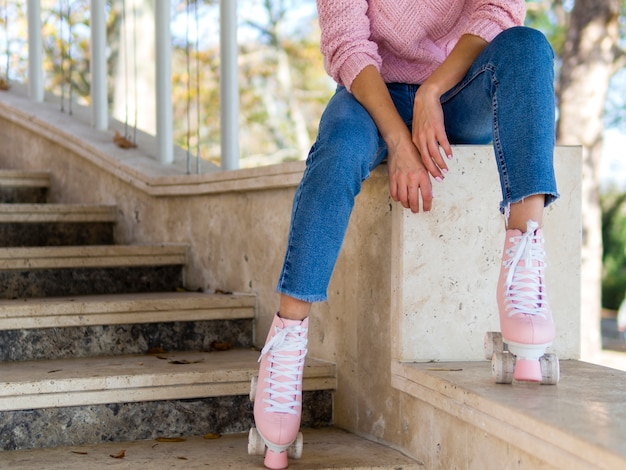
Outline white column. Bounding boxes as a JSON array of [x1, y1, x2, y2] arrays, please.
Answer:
[[90, 0, 107, 130], [155, 0, 173, 164], [220, 0, 239, 170], [26, 0, 44, 102]]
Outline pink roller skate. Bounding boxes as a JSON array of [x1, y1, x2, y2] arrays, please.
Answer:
[[248, 313, 308, 469], [485, 220, 560, 384]]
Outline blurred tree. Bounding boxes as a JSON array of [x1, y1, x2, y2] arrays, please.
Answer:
[[235, 0, 332, 165], [558, 0, 622, 357], [168, 0, 331, 166], [601, 189, 626, 310], [527, 0, 624, 358]]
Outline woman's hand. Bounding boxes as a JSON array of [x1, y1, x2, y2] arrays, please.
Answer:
[[412, 86, 452, 181], [386, 132, 433, 213], [410, 34, 489, 181], [351, 65, 434, 213]]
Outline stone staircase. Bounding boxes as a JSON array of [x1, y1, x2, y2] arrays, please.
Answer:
[[0, 169, 422, 468]]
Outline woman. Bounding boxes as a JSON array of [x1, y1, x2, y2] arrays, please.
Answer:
[[251, 1, 559, 468]]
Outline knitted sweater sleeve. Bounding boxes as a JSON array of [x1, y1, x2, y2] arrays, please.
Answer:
[[464, 0, 526, 42], [316, 0, 382, 91]]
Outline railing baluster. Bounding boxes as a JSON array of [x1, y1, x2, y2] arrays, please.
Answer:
[[90, 0, 107, 130], [220, 0, 239, 170], [26, 0, 43, 102], [3, 0, 9, 86], [155, 0, 173, 164]]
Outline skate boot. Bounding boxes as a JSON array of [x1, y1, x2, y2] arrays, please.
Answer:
[[249, 313, 308, 469], [488, 220, 559, 384]]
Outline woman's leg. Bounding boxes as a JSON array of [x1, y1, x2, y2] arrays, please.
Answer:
[[279, 295, 311, 321], [441, 26, 559, 228], [253, 86, 393, 468], [278, 84, 417, 320], [276, 86, 390, 312], [440, 27, 559, 382]]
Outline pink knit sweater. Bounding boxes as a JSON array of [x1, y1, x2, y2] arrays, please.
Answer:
[[317, 0, 525, 91]]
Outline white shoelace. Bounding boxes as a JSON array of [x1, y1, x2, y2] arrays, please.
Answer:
[[259, 323, 308, 415], [503, 220, 548, 318]]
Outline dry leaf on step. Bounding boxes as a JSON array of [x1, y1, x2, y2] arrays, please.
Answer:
[[109, 449, 126, 459], [210, 341, 232, 351], [148, 347, 167, 355], [113, 131, 137, 149], [168, 358, 204, 365], [155, 437, 187, 443], [203, 432, 221, 440]]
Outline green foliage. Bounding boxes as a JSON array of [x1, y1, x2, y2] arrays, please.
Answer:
[[41, 0, 92, 104], [601, 189, 626, 309], [170, 0, 332, 166], [524, 0, 569, 56]]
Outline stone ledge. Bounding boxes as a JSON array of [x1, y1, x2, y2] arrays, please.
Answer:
[[0, 90, 306, 196], [391, 360, 626, 470]]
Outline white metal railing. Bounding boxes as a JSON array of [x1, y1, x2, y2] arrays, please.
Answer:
[[219, 0, 239, 171], [20, 0, 240, 170], [26, 0, 44, 102], [90, 0, 107, 131]]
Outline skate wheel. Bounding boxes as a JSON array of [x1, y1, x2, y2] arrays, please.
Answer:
[[540, 353, 560, 385], [484, 332, 504, 360], [491, 351, 514, 384], [287, 432, 303, 459], [250, 376, 258, 401], [248, 427, 265, 456]]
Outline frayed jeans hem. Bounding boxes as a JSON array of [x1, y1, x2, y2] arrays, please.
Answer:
[[500, 191, 560, 225], [275, 287, 327, 304]]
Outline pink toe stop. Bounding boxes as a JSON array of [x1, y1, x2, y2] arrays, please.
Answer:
[[264, 450, 289, 469], [514, 359, 542, 382]]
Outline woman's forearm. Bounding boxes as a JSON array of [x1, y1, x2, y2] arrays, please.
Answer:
[[350, 65, 410, 147], [420, 34, 488, 97]]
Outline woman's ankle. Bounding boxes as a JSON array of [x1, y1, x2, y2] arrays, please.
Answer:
[[278, 295, 311, 321]]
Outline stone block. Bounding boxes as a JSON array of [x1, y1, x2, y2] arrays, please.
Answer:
[[391, 146, 582, 362]]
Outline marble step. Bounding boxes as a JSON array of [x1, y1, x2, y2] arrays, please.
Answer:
[[0, 350, 336, 450], [2, 427, 422, 469], [0, 203, 116, 246], [0, 292, 256, 361], [0, 291, 255, 330], [0, 244, 186, 269], [0, 349, 335, 411], [0, 170, 49, 203], [0, 203, 116, 222], [0, 244, 186, 298]]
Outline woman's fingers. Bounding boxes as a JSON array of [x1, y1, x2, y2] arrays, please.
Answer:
[[388, 162, 433, 213]]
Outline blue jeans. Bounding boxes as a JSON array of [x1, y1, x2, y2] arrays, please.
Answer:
[[277, 26, 560, 303]]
